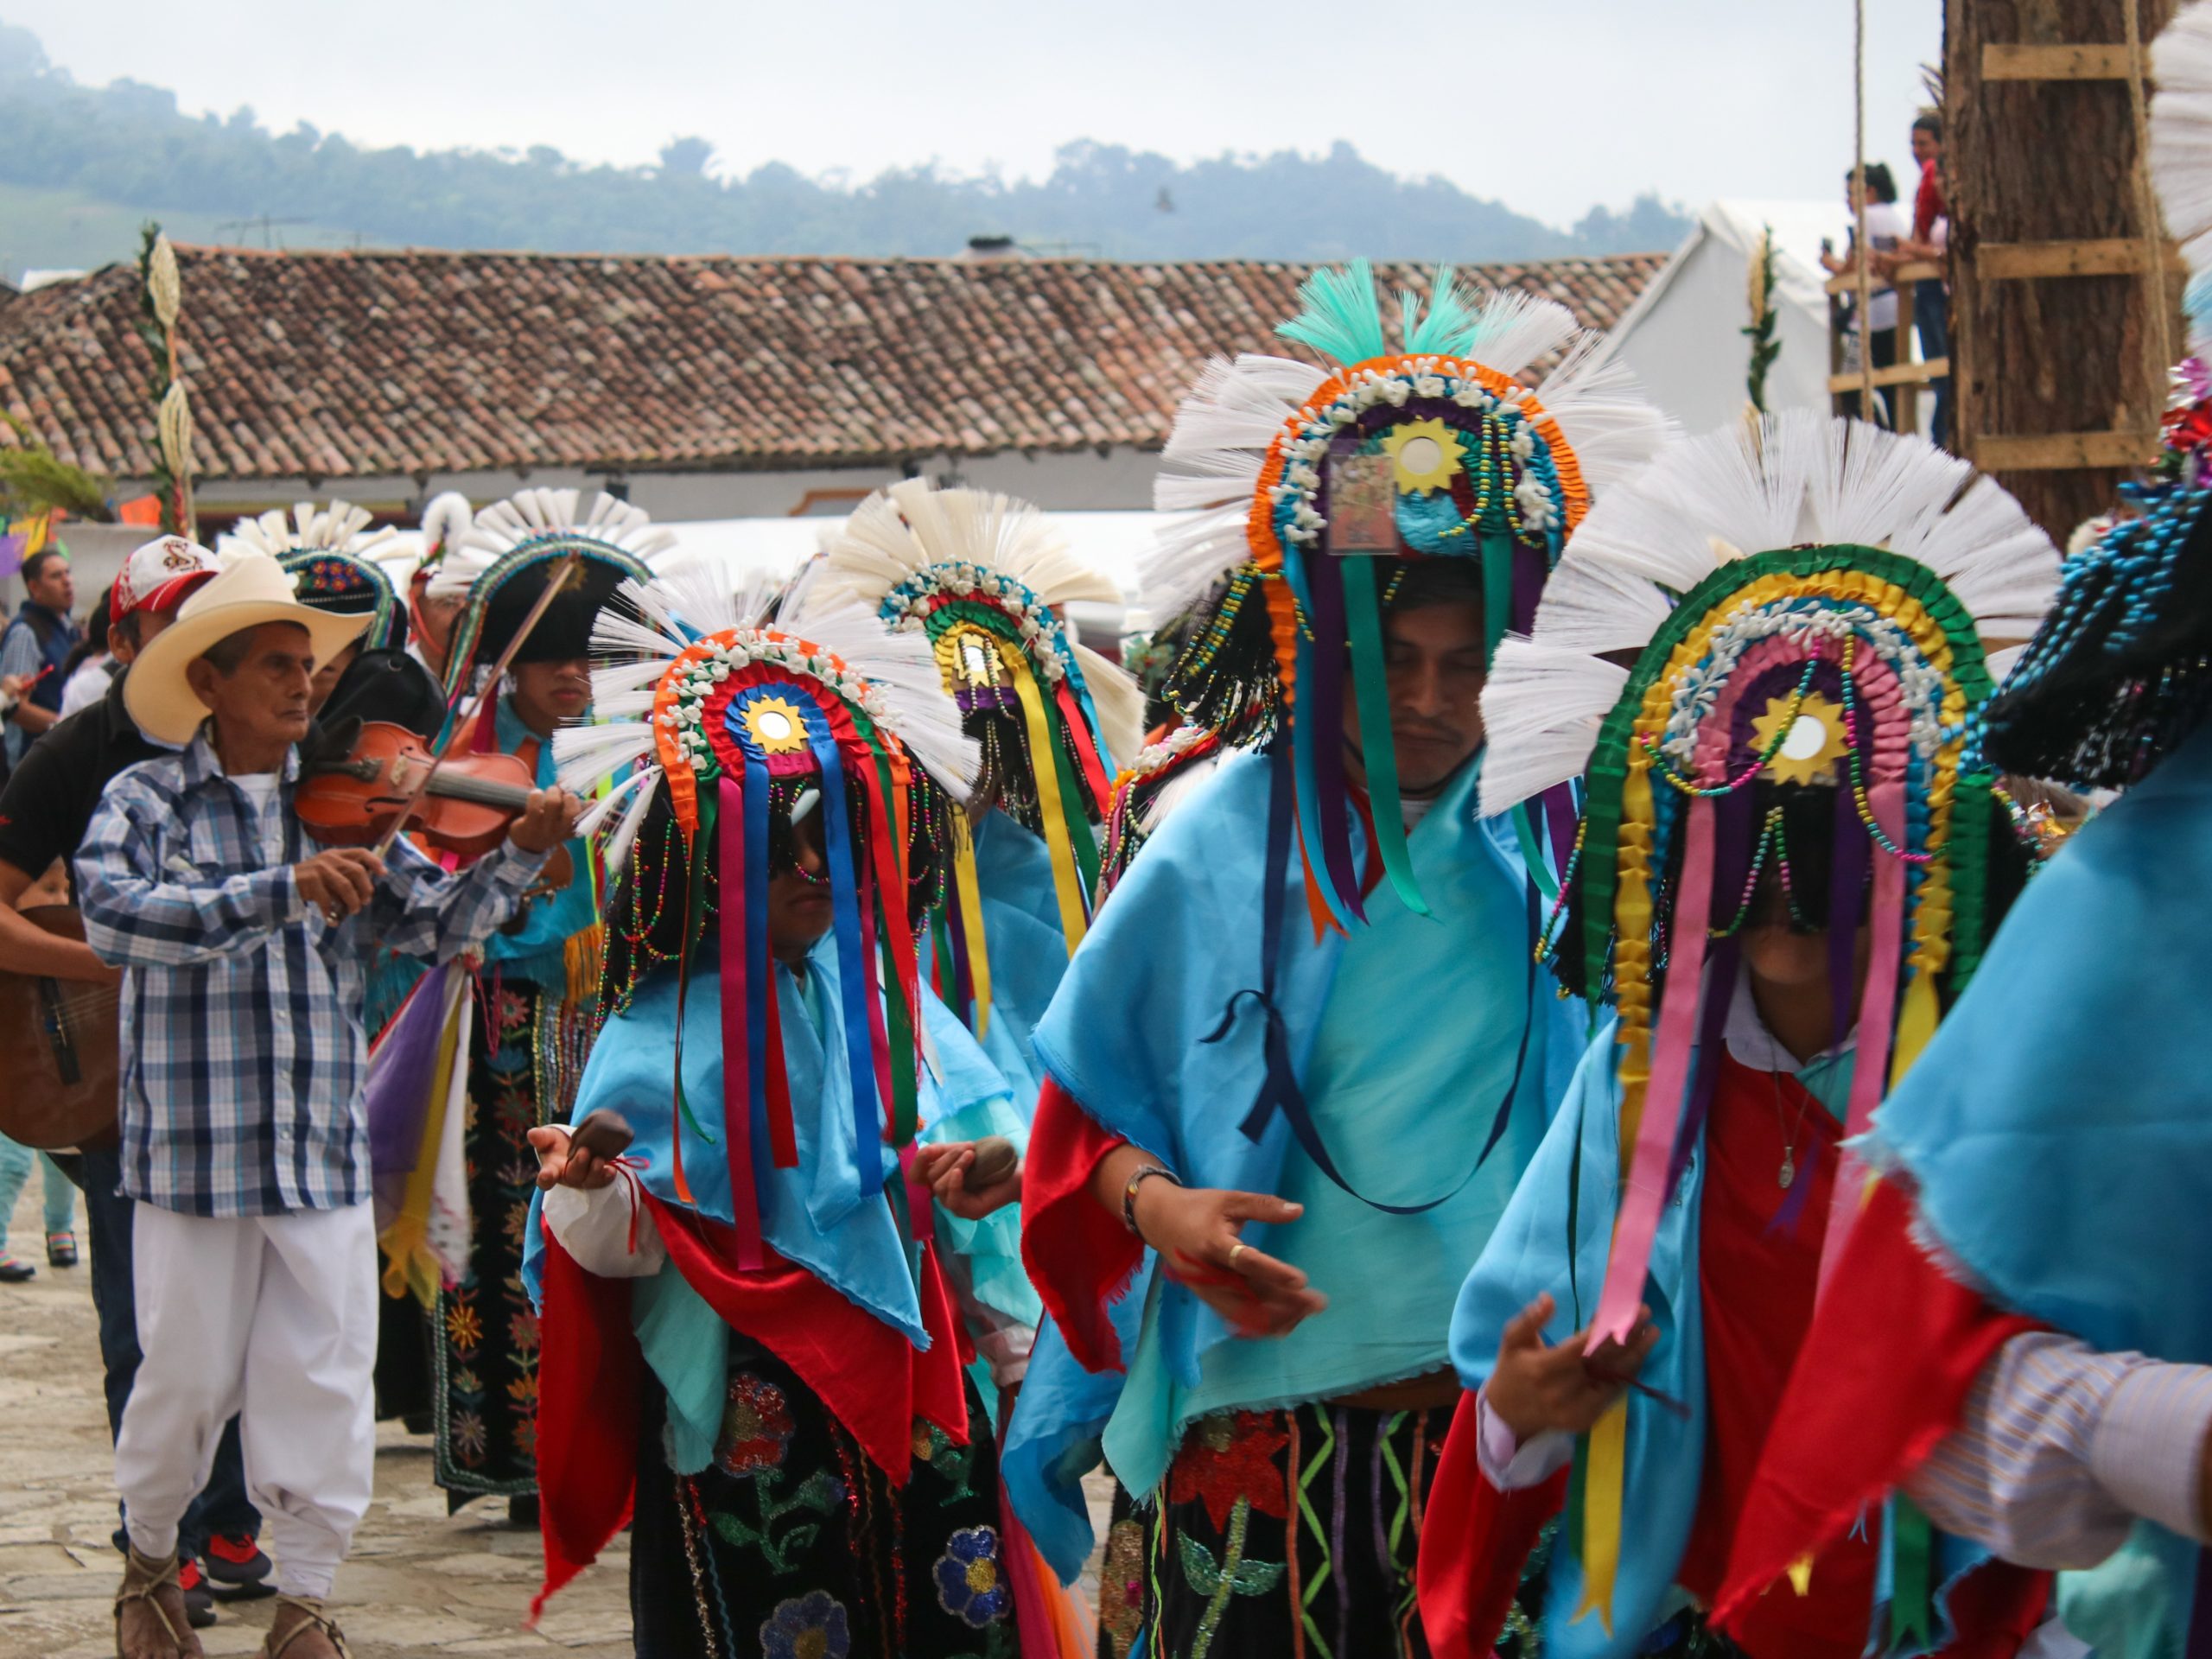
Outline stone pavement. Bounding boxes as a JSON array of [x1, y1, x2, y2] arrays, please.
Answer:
[[0, 1174, 631, 1659], [0, 1173, 1115, 1659]]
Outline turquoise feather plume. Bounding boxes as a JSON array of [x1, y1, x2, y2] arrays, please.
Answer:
[[1276, 257, 1389, 365]]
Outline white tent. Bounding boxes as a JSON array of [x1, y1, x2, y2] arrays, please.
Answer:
[[1590, 199, 1855, 437]]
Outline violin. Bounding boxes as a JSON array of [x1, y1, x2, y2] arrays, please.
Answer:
[[295, 721, 574, 899]]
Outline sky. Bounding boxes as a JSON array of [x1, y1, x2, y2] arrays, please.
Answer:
[[7, 0, 1942, 226]]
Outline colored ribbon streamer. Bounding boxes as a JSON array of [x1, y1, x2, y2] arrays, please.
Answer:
[[717, 772, 766, 1269], [1816, 777, 1906, 1300], [1592, 796, 1716, 1347], [1341, 565, 1429, 917], [808, 728, 886, 1199], [1573, 1398, 1628, 1634], [950, 815, 993, 1039], [1003, 645, 1092, 952], [1889, 1494, 1934, 1650], [1301, 553, 1367, 928]]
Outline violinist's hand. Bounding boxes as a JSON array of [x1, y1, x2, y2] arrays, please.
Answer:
[[509, 788, 582, 855], [296, 848, 385, 924], [526, 1125, 617, 1191]]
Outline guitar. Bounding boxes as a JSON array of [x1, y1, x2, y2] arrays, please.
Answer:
[[0, 906, 120, 1151]]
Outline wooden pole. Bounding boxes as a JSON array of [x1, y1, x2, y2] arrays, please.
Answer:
[[1855, 0, 1879, 419], [1945, 0, 2182, 539]]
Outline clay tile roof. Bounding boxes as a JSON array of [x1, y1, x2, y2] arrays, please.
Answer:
[[0, 246, 1669, 482]]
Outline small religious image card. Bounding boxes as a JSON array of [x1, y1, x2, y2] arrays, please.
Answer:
[[1325, 442, 1398, 555]]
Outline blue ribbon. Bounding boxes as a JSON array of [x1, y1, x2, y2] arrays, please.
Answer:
[[805, 714, 885, 1198]]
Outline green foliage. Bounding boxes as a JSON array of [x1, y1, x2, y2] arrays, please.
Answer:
[[0, 415, 109, 520], [0, 34, 1691, 275], [1743, 226, 1783, 415]]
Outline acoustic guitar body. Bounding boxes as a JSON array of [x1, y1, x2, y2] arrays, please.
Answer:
[[0, 906, 120, 1151]]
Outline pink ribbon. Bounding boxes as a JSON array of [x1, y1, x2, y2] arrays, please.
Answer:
[[1593, 794, 1717, 1346], [717, 775, 765, 1269]]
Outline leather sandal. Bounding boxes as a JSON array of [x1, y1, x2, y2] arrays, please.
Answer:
[[261, 1594, 351, 1659], [113, 1547, 204, 1659]]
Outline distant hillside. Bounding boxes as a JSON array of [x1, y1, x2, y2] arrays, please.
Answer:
[[0, 19, 1689, 283]]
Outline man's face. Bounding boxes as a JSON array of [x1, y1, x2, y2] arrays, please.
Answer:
[[26, 556, 73, 613], [186, 623, 316, 751], [766, 804, 836, 963], [512, 657, 594, 727], [309, 640, 362, 715], [1910, 128, 1941, 167], [1342, 598, 1488, 797]]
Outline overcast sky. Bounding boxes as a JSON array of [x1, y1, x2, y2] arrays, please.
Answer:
[[9, 0, 1941, 226]]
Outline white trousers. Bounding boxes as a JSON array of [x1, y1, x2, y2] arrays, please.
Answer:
[[114, 1202, 377, 1601]]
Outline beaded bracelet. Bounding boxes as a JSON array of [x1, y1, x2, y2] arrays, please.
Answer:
[[1122, 1165, 1182, 1239]]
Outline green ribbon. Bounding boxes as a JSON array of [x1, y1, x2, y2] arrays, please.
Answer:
[[1890, 1494, 1936, 1650], [1482, 531, 1515, 664], [1341, 567, 1428, 915]]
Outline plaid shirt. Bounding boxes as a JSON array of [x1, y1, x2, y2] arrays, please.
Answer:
[[76, 733, 547, 1217]]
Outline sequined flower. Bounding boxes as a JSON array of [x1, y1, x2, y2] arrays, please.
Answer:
[[1167, 1410, 1291, 1532], [1099, 1517, 1148, 1657], [932, 1525, 1009, 1629], [715, 1373, 796, 1478], [759, 1589, 849, 1659]]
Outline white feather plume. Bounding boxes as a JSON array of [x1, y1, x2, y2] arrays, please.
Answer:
[[428, 486, 677, 602], [1478, 412, 2061, 816], [2153, 1, 2212, 273], [780, 586, 982, 798], [217, 499, 399, 563]]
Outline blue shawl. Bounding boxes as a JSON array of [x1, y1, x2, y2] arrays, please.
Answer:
[[1866, 721, 2212, 1658]]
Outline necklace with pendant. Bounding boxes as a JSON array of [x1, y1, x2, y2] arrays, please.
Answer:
[[1770, 1067, 1814, 1188]]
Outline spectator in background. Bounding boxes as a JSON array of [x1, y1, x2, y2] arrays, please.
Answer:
[[59, 588, 118, 716], [1821, 162, 1910, 424], [1897, 111, 1955, 450], [1, 547, 81, 766]]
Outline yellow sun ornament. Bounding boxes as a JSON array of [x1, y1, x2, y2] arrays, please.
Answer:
[[1751, 690, 1850, 787], [741, 695, 812, 755], [1381, 418, 1464, 494]]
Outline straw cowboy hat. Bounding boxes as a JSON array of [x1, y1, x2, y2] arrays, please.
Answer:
[[124, 552, 372, 746]]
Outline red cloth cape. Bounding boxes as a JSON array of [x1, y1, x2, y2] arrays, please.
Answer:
[[1712, 1177, 2048, 1650], [1416, 1389, 1569, 1659], [1020, 1077, 1139, 1374], [532, 1191, 970, 1620]]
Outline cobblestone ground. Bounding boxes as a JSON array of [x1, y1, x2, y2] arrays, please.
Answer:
[[0, 1174, 1114, 1659]]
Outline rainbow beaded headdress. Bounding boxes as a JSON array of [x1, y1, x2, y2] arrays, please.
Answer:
[[429, 488, 675, 697], [1097, 722, 1227, 900], [1980, 1, 2212, 787], [1146, 259, 1671, 925], [221, 501, 409, 652], [816, 480, 1142, 975], [549, 558, 978, 1266], [1478, 414, 2056, 1621]]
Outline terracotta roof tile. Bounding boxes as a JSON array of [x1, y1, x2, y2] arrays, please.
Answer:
[[0, 247, 1668, 482]]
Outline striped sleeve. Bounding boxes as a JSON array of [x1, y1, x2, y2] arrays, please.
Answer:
[[1907, 1331, 2212, 1567]]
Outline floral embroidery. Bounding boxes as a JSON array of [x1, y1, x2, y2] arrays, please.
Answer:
[[1169, 1410, 1291, 1531], [1177, 1498, 1284, 1659], [912, 1417, 976, 1503], [1099, 1516, 1148, 1658], [933, 1525, 1010, 1629], [716, 1373, 797, 1478], [449, 1409, 487, 1464], [507, 1309, 541, 1354], [759, 1588, 851, 1659], [443, 1298, 484, 1352]]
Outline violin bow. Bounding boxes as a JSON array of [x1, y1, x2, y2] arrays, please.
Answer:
[[369, 550, 585, 861]]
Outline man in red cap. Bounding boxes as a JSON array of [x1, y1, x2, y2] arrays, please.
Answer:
[[0, 537, 273, 1628]]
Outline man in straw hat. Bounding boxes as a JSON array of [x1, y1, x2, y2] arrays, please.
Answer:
[[72, 552, 581, 1659]]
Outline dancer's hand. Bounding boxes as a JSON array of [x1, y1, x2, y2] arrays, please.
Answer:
[[1133, 1181, 1327, 1338], [527, 1124, 617, 1191], [912, 1140, 1022, 1221], [1484, 1293, 1660, 1440]]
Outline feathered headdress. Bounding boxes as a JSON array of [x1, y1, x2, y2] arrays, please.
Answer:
[[1147, 258, 1672, 926], [548, 556, 978, 1266], [1481, 413, 2056, 1627], [1096, 722, 1228, 900], [429, 488, 677, 696], [410, 491, 474, 582], [1977, 0, 2212, 786], [817, 480, 1142, 965], [220, 500, 408, 652]]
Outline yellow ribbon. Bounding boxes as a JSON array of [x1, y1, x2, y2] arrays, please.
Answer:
[[1574, 1397, 1629, 1633], [1002, 644, 1090, 951], [950, 813, 993, 1042], [377, 979, 466, 1308]]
